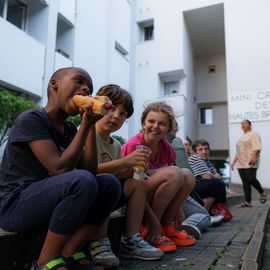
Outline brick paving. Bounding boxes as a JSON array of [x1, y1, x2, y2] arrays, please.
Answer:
[[118, 200, 269, 270], [262, 211, 270, 270]]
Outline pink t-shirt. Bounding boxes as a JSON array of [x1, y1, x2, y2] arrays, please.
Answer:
[[122, 133, 176, 169]]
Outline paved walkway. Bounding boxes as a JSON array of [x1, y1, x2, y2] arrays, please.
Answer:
[[262, 210, 270, 270], [118, 200, 269, 270]]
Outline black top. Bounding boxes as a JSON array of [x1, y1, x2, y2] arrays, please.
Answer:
[[0, 109, 77, 207]]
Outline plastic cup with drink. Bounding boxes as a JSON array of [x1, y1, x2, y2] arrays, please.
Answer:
[[132, 145, 151, 180]]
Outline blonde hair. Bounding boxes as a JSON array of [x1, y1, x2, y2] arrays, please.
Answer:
[[141, 101, 176, 133]]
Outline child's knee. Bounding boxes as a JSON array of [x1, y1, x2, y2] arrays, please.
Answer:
[[166, 166, 184, 186], [133, 180, 147, 193], [71, 169, 98, 194]]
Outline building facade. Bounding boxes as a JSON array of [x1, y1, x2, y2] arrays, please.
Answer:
[[0, 0, 270, 187]]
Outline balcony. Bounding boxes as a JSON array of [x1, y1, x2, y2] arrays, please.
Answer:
[[54, 51, 72, 71], [0, 17, 45, 97]]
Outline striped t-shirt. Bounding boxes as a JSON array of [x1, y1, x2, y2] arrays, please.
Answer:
[[188, 154, 217, 181]]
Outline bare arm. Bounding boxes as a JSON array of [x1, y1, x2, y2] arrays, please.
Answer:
[[97, 149, 149, 174], [199, 172, 215, 179], [29, 106, 102, 175], [230, 156, 238, 171], [249, 150, 260, 165]]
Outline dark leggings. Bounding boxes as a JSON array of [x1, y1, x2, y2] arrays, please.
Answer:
[[238, 168, 264, 203], [0, 170, 121, 235]]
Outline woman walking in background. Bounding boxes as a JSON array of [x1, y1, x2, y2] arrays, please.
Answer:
[[231, 119, 266, 207]]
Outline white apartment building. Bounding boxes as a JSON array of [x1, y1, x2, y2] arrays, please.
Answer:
[[0, 0, 270, 187]]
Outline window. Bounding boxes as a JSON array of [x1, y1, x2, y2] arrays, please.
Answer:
[[8, 0, 27, 30], [0, 0, 27, 30], [208, 65, 216, 73], [164, 81, 179, 96], [200, 108, 213, 125], [138, 19, 154, 42], [56, 14, 74, 59], [0, 1, 4, 17], [144, 25, 154, 41]]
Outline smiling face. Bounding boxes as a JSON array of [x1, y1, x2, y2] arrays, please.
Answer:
[[142, 111, 170, 143], [96, 104, 128, 137], [48, 67, 93, 116]]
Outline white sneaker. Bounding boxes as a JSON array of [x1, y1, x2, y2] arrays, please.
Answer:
[[210, 215, 224, 227], [180, 223, 202, 239], [119, 233, 164, 260], [89, 238, 119, 268]]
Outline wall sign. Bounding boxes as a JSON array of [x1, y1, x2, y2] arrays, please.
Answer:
[[229, 90, 270, 123]]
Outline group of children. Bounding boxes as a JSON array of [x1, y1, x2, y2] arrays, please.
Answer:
[[0, 67, 227, 270]]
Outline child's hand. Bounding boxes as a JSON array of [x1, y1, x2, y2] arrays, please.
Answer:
[[80, 104, 103, 126], [123, 149, 150, 168], [249, 156, 257, 166]]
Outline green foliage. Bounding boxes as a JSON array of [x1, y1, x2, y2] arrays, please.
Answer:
[[0, 90, 39, 145], [67, 115, 81, 127], [112, 135, 126, 146]]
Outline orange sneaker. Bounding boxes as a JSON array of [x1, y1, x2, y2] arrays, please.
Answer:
[[153, 236, 176, 253], [140, 225, 148, 238], [163, 225, 196, 247], [140, 226, 176, 253]]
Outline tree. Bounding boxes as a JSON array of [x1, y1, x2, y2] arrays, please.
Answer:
[[67, 115, 81, 128], [0, 90, 39, 146], [112, 135, 126, 146]]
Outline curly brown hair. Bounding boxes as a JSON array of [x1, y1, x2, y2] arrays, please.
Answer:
[[141, 101, 176, 133]]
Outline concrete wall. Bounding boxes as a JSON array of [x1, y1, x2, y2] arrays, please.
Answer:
[[196, 53, 228, 150], [196, 54, 227, 104], [73, 0, 131, 140], [224, 0, 270, 187]]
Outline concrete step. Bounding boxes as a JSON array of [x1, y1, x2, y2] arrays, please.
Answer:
[[226, 193, 245, 207]]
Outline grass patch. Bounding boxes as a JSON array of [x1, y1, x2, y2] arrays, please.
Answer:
[[209, 246, 230, 270]]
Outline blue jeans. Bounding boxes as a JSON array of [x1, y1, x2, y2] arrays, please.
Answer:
[[182, 196, 210, 233], [0, 170, 121, 235]]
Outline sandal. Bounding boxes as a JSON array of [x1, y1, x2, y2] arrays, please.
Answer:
[[260, 193, 267, 204], [30, 258, 66, 270], [65, 251, 93, 270], [238, 202, 252, 208]]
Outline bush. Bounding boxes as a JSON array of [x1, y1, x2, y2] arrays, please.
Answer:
[[0, 90, 39, 146], [112, 135, 126, 146], [67, 115, 81, 128]]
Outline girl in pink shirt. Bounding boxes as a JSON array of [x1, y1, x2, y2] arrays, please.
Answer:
[[122, 102, 196, 252]]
